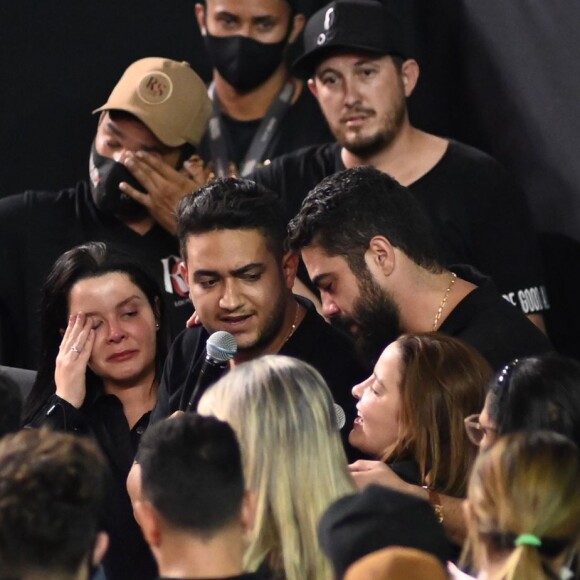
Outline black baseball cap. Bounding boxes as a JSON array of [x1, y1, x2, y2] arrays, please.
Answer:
[[318, 485, 452, 579], [293, 0, 409, 78]]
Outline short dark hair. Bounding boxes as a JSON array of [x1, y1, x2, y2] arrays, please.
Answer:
[[287, 166, 443, 275], [177, 177, 287, 261], [24, 241, 169, 423], [0, 429, 106, 578], [138, 413, 245, 538], [488, 353, 580, 447], [0, 371, 22, 438]]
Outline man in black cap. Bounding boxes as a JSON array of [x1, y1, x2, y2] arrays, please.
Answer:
[[195, 0, 333, 178], [250, 0, 549, 331]]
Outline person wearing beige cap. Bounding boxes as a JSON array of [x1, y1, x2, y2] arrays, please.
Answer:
[[0, 57, 211, 371]]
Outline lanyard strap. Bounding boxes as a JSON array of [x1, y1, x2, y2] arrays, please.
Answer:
[[207, 80, 296, 177]]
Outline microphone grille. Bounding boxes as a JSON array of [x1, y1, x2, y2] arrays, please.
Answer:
[[206, 331, 237, 362], [334, 403, 346, 430]]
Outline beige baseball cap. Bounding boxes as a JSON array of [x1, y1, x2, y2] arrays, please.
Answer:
[[93, 57, 212, 147]]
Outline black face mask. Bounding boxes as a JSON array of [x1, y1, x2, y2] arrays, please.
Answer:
[[88, 141, 148, 219], [204, 33, 289, 92]]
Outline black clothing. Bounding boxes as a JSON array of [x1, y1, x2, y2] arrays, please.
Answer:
[[151, 297, 366, 460], [28, 387, 157, 580], [199, 86, 333, 172], [0, 182, 192, 369], [159, 574, 266, 580], [251, 140, 549, 315], [442, 265, 552, 371]]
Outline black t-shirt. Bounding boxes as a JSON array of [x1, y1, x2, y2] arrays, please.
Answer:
[[442, 265, 552, 370], [199, 84, 333, 172], [28, 388, 157, 580], [159, 574, 266, 580], [251, 140, 549, 315], [0, 182, 192, 369], [150, 297, 366, 460]]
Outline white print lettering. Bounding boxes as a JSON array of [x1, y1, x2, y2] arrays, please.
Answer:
[[502, 286, 549, 313], [161, 255, 189, 299]]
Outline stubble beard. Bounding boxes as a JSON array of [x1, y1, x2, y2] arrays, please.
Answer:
[[235, 282, 289, 359], [340, 94, 407, 160], [336, 272, 402, 370]]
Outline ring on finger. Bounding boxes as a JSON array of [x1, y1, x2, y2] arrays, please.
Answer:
[[71, 345, 81, 353]]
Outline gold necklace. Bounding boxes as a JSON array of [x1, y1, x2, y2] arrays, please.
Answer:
[[432, 272, 457, 331], [283, 302, 300, 346]]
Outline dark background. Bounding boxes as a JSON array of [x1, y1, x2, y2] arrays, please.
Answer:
[[2, 0, 579, 356]]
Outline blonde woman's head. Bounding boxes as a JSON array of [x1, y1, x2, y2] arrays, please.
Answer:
[[198, 355, 355, 580], [464, 430, 580, 580]]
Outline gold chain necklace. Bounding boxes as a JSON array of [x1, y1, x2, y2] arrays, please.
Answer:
[[282, 302, 300, 346], [432, 272, 457, 331]]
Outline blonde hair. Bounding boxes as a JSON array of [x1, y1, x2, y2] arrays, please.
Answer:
[[198, 355, 355, 580], [463, 431, 580, 580], [391, 333, 490, 496]]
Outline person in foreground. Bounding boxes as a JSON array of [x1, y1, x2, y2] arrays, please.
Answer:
[[198, 355, 356, 580], [287, 165, 551, 371], [0, 429, 108, 580], [460, 431, 580, 580], [130, 413, 265, 580], [24, 241, 169, 580], [150, 177, 365, 458]]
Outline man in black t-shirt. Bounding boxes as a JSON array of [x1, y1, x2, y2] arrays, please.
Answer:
[[150, 178, 365, 459], [132, 414, 267, 580], [195, 0, 333, 177], [288, 166, 551, 372], [0, 58, 212, 369], [250, 0, 549, 331]]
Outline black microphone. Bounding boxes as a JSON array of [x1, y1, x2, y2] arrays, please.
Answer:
[[186, 331, 237, 412]]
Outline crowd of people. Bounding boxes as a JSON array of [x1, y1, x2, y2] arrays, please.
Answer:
[[0, 1, 579, 579]]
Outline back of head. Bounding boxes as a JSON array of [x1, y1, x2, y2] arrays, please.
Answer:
[[488, 353, 580, 447], [198, 355, 355, 580], [0, 429, 106, 579], [344, 546, 449, 580], [465, 430, 580, 580], [24, 241, 168, 423], [177, 177, 287, 261], [318, 485, 452, 579], [0, 370, 22, 438], [287, 166, 443, 275], [138, 413, 244, 538], [395, 333, 491, 496]]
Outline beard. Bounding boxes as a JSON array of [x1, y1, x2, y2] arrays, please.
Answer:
[[339, 90, 407, 159], [335, 272, 401, 369], [236, 281, 288, 359]]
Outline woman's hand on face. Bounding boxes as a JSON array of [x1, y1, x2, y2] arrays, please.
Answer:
[[55, 313, 95, 409]]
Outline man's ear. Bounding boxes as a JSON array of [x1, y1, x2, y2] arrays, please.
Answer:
[[178, 260, 190, 288], [240, 490, 257, 535], [281, 250, 299, 289], [400, 59, 420, 97], [366, 236, 396, 277], [307, 78, 318, 99], [134, 500, 163, 548], [195, 3, 207, 35], [92, 531, 109, 566], [288, 13, 306, 44]]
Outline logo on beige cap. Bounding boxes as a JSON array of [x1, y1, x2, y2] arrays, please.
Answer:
[[137, 72, 173, 105]]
